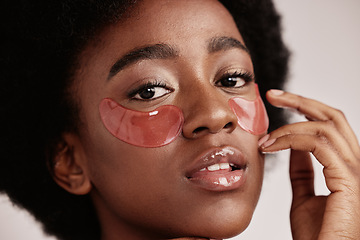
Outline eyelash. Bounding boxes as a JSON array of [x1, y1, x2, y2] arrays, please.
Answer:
[[216, 70, 254, 88], [127, 80, 173, 101]]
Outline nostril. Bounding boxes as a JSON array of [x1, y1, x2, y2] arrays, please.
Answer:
[[193, 126, 208, 135], [192, 122, 234, 135]]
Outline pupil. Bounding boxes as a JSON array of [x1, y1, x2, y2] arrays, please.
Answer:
[[222, 77, 236, 87], [140, 87, 155, 99]]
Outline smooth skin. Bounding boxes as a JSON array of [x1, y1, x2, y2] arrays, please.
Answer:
[[260, 89, 360, 240]]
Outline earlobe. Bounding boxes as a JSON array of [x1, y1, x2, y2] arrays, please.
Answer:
[[51, 133, 92, 195]]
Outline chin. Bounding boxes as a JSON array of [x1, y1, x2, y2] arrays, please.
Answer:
[[202, 209, 253, 238], [167, 201, 255, 239]]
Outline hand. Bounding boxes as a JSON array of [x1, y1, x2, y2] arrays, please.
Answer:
[[259, 89, 360, 240]]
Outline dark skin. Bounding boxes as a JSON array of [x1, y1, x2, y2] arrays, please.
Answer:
[[52, 0, 360, 239], [262, 90, 360, 239], [54, 1, 263, 239]]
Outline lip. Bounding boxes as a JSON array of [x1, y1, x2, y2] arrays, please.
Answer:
[[185, 146, 247, 192]]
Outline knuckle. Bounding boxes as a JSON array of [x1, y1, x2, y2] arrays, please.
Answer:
[[312, 135, 330, 154], [323, 119, 336, 128], [316, 134, 329, 145], [315, 120, 336, 137], [332, 108, 346, 119], [291, 170, 314, 183], [296, 95, 306, 109], [323, 120, 336, 131], [284, 127, 296, 136], [288, 134, 297, 142]]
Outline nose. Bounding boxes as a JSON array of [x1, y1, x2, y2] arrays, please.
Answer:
[[181, 87, 238, 139]]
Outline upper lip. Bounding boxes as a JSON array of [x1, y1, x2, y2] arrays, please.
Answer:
[[185, 146, 247, 178]]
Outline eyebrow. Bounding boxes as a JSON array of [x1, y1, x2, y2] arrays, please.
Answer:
[[108, 44, 179, 79], [108, 36, 249, 79], [208, 36, 249, 54]]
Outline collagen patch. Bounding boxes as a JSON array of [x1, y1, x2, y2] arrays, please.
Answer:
[[229, 84, 269, 135], [100, 84, 268, 148], [99, 99, 184, 148]]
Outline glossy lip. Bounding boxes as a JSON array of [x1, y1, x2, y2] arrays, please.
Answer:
[[185, 146, 247, 192]]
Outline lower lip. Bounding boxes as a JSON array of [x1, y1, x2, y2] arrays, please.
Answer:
[[187, 169, 246, 192]]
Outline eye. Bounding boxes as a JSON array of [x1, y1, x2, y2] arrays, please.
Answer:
[[216, 71, 254, 88], [129, 82, 173, 101], [135, 86, 170, 100]]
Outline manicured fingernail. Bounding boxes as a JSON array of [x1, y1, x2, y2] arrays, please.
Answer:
[[261, 138, 276, 148], [269, 89, 284, 96], [258, 134, 270, 147]]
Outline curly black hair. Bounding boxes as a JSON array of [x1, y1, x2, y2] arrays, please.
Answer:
[[0, 0, 289, 239]]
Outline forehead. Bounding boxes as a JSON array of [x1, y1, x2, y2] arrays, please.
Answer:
[[92, 0, 244, 55], [74, 0, 250, 92]]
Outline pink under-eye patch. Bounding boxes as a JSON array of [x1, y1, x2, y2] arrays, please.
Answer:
[[99, 84, 269, 148], [99, 99, 184, 148], [228, 84, 269, 135]]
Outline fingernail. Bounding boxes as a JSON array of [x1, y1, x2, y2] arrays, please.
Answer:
[[261, 138, 276, 148], [258, 134, 270, 147], [269, 89, 284, 96]]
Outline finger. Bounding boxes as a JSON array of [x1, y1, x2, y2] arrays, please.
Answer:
[[290, 149, 315, 208], [266, 89, 360, 157], [260, 134, 353, 193], [263, 121, 357, 164], [260, 134, 344, 169]]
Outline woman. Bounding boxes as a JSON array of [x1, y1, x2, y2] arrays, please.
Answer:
[[1, 0, 359, 239]]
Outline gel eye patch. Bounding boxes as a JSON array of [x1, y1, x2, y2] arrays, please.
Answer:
[[99, 84, 269, 148], [99, 99, 184, 148], [228, 84, 269, 135]]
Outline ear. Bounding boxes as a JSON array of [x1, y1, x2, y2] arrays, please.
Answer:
[[51, 133, 92, 195]]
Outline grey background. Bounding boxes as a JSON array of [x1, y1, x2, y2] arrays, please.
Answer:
[[1, 1, 359, 239]]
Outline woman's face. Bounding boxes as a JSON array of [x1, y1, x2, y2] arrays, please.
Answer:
[[74, 0, 265, 238]]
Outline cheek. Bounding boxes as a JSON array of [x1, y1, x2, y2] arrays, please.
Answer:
[[82, 126, 265, 238], [85, 141, 172, 219]]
